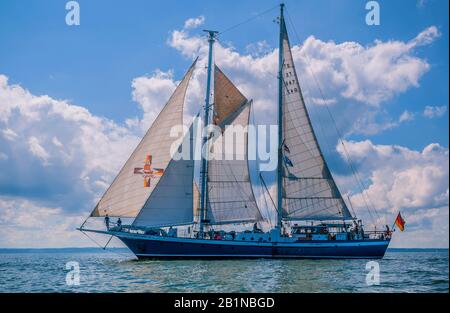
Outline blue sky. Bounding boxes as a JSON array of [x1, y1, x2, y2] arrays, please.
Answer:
[[1, 0, 448, 149], [0, 0, 448, 248]]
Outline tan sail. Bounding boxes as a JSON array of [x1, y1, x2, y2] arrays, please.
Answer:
[[91, 59, 197, 217], [213, 66, 248, 127], [206, 67, 262, 224]]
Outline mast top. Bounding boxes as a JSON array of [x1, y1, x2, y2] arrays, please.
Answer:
[[203, 30, 219, 38], [280, 3, 285, 22]]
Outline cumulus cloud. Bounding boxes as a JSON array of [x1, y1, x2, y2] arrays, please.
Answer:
[[28, 136, 51, 164], [398, 110, 415, 122], [131, 70, 177, 131], [245, 40, 272, 58], [183, 16, 205, 29], [409, 26, 440, 47], [0, 196, 95, 248], [167, 24, 439, 136], [1, 128, 18, 141], [337, 140, 448, 247], [0, 74, 140, 213], [423, 105, 447, 118]]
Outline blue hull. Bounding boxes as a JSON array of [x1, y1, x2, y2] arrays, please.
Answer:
[[116, 233, 390, 259]]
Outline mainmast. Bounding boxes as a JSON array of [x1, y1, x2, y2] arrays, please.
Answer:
[[199, 30, 218, 237], [276, 4, 285, 232]]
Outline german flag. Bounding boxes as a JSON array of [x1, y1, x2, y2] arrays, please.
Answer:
[[395, 212, 406, 231]]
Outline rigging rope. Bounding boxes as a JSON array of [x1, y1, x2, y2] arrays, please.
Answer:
[[219, 5, 279, 35], [259, 173, 276, 228], [80, 230, 135, 258]]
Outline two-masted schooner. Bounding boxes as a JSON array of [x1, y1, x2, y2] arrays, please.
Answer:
[[79, 4, 392, 259]]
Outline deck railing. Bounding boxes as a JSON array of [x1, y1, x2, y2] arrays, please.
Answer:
[[106, 224, 391, 241]]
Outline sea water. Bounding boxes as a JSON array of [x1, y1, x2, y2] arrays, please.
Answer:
[[0, 248, 448, 292]]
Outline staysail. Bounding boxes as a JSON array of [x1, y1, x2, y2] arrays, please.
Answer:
[[90, 59, 197, 218], [280, 20, 352, 221], [132, 123, 195, 227], [205, 66, 262, 225], [213, 66, 247, 126]]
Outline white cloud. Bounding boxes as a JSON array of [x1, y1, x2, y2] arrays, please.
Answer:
[[168, 24, 439, 136], [0, 74, 140, 214], [423, 105, 447, 118], [131, 70, 177, 131], [0, 196, 96, 248], [409, 26, 440, 47], [390, 205, 448, 248], [1, 128, 18, 141], [52, 136, 63, 147], [183, 16, 205, 29], [399, 110, 415, 122], [28, 136, 50, 163], [351, 110, 399, 135], [245, 40, 272, 58], [308, 97, 338, 106], [337, 140, 448, 247]]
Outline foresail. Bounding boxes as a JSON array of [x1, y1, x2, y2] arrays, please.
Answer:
[[207, 102, 262, 224], [90, 59, 197, 218], [132, 123, 195, 227], [206, 67, 262, 224], [280, 20, 352, 221]]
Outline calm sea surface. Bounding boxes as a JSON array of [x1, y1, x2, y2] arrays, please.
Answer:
[[0, 249, 448, 293]]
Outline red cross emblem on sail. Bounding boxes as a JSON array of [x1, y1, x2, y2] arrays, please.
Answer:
[[133, 154, 164, 187]]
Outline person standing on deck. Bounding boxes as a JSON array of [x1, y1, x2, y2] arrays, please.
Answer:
[[104, 214, 110, 230], [385, 225, 391, 239]]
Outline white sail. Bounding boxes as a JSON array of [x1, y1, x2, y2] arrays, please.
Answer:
[[132, 123, 195, 227], [206, 67, 262, 224], [280, 20, 352, 221], [91, 59, 197, 218]]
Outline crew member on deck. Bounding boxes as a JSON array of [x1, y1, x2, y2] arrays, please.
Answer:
[[117, 217, 122, 229], [385, 225, 391, 238], [253, 223, 261, 233], [351, 220, 359, 240], [105, 214, 110, 230], [358, 220, 364, 238]]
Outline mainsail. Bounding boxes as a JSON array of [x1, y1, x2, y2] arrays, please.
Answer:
[[206, 66, 262, 225], [280, 20, 352, 221], [132, 123, 195, 227], [90, 59, 197, 218]]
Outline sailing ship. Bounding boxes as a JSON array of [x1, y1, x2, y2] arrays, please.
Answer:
[[79, 4, 392, 259]]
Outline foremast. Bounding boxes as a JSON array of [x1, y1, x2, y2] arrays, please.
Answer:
[[199, 30, 218, 237]]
